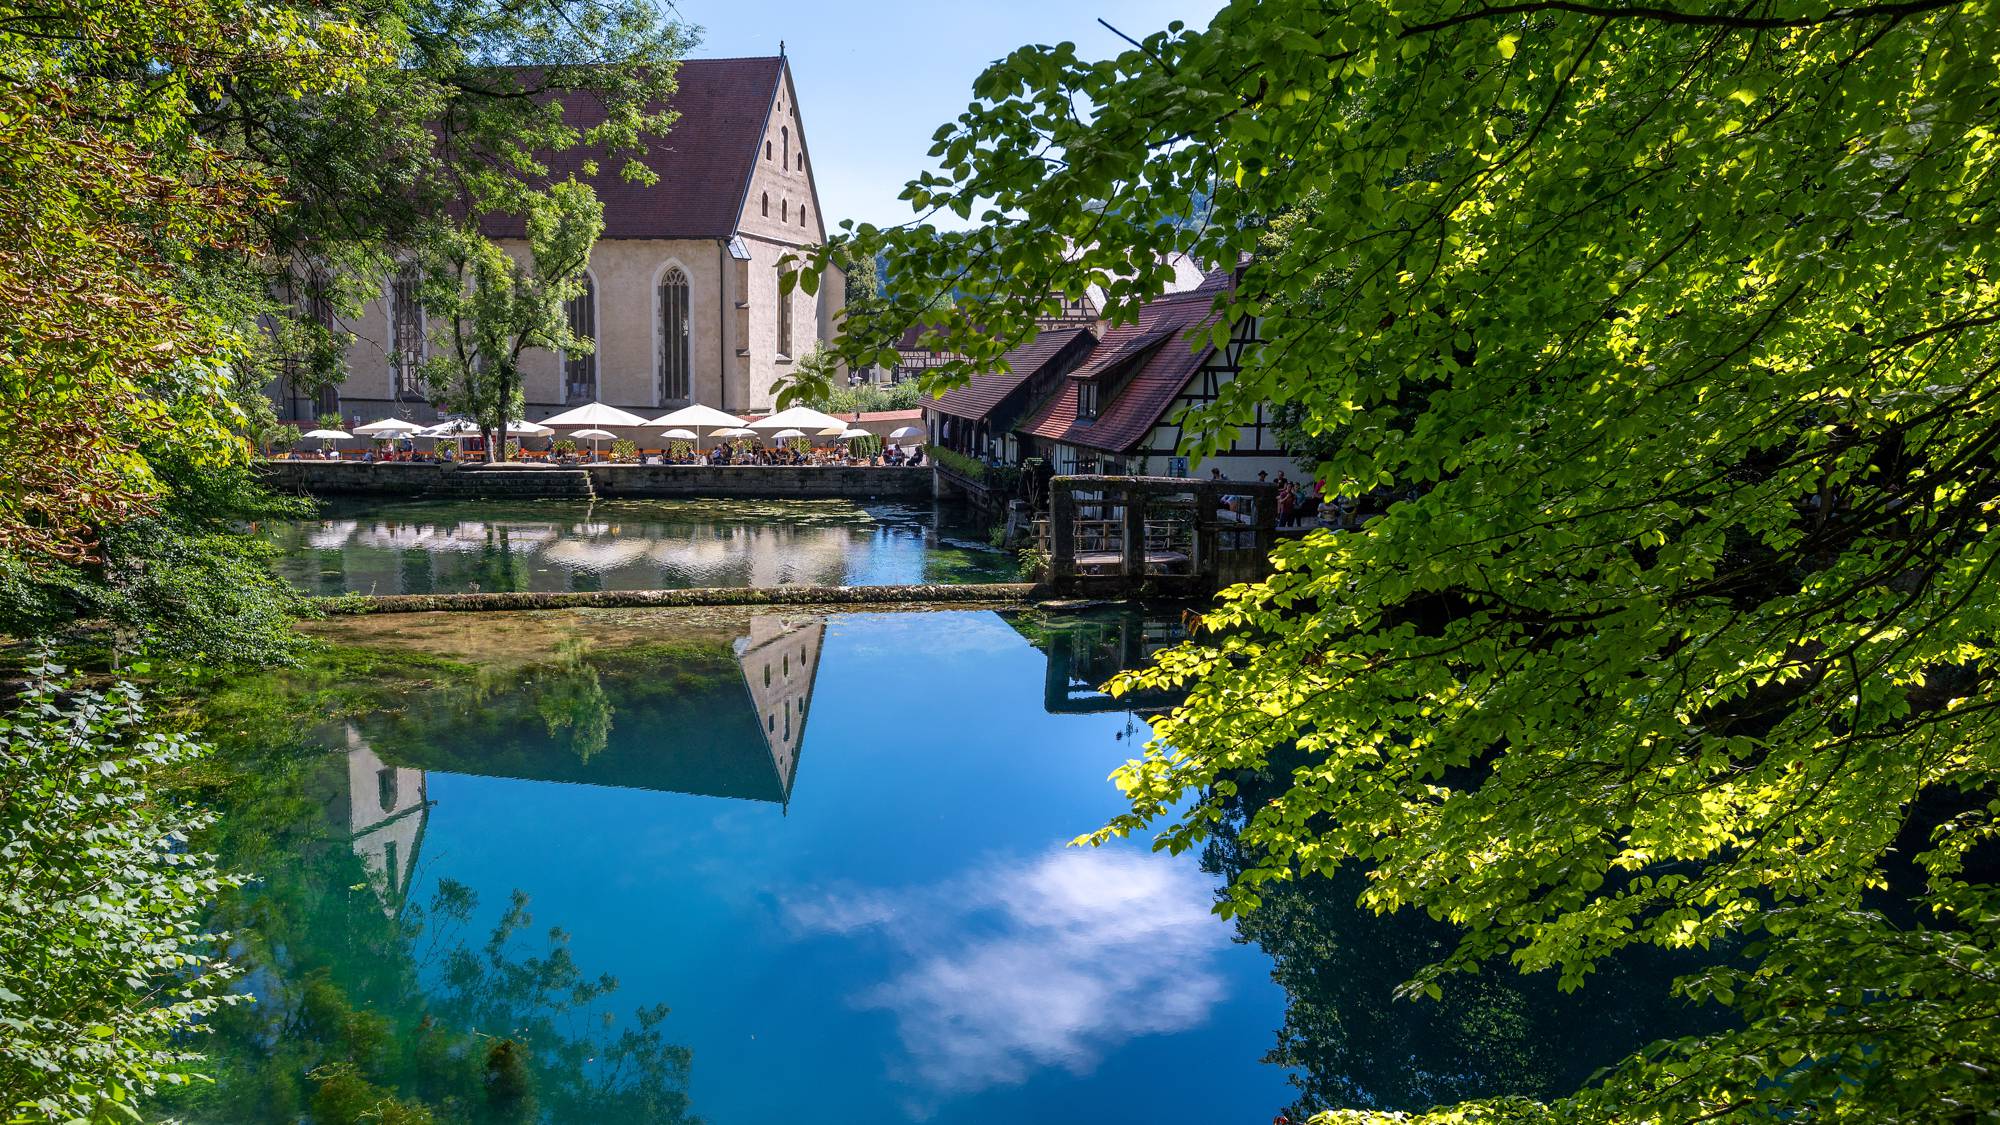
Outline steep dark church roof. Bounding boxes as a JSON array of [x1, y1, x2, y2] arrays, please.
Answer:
[[480, 56, 785, 241]]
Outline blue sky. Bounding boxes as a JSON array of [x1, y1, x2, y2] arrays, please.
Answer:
[[671, 0, 1225, 230]]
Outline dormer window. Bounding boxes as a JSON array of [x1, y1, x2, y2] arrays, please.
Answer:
[[1076, 380, 1099, 421]]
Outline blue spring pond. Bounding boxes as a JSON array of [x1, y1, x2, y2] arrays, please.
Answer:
[[172, 607, 1699, 1124]]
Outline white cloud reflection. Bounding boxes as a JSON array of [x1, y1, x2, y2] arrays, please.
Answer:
[[784, 847, 1230, 1101]]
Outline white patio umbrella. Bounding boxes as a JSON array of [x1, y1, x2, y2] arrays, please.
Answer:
[[505, 420, 553, 437], [570, 427, 616, 460], [659, 428, 700, 441], [300, 428, 350, 458], [712, 426, 757, 439], [649, 404, 745, 430], [769, 428, 808, 441], [889, 425, 925, 440], [748, 405, 847, 434], [353, 418, 423, 437], [651, 403, 746, 451], [539, 401, 651, 429], [837, 427, 872, 440], [414, 418, 479, 460]]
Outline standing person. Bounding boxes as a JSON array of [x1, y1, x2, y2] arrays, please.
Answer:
[[1278, 479, 1297, 526]]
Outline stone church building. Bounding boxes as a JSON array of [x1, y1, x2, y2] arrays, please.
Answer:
[[283, 54, 843, 424]]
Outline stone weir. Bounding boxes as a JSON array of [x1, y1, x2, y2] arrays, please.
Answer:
[[255, 461, 934, 502], [310, 582, 1042, 616]]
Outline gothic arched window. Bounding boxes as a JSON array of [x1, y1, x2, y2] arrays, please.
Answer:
[[658, 265, 691, 403], [777, 281, 793, 359], [781, 199, 788, 222], [391, 264, 424, 399], [782, 126, 789, 167], [563, 274, 596, 404], [761, 192, 769, 216]]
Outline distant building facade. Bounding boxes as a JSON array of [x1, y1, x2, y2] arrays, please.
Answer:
[[274, 55, 843, 425], [925, 269, 1301, 482]]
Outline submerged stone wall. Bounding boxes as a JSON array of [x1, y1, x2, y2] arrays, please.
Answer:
[[256, 461, 932, 501], [310, 582, 1042, 615]]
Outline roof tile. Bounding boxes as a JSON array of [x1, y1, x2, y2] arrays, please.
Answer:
[[1019, 278, 1230, 453], [932, 327, 1095, 421], [481, 57, 784, 242]]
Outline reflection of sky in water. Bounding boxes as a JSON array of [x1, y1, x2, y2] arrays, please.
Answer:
[[787, 847, 1230, 1110], [387, 612, 1291, 1124], [265, 498, 1016, 594]]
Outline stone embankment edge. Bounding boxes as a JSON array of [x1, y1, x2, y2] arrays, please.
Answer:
[[308, 583, 1046, 616]]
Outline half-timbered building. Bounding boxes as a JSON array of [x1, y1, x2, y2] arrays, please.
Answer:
[[1012, 272, 1299, 480], [925, 326, 1097, 462]]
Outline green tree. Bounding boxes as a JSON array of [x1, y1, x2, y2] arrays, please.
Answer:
[[807, 2, 2000, 1121], [212, 0, 692, 411], [0, 0, 371, 665], [417, 181, 604, 460], [0, 0, 373, 565], [0, 663, 244, 1124]]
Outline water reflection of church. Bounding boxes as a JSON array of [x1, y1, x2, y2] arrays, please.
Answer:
[[310, 724, 431, 914], [735, 615, 823, 802], [317, 614, 824, 910]]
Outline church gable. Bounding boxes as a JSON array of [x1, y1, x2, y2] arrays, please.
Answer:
[[737, 61, 825, 247]]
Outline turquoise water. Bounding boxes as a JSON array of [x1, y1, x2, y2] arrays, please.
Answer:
[[176, 608, 1699, 1124], [262, 498, 1017, 595]]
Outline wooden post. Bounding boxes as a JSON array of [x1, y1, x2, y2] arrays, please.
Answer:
[[1190, 482, 1209, 580], [1051, 482, 1077, 587], [1122, 482, 1146, 583]]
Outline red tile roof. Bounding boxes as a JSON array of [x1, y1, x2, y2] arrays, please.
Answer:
[[931, 327, 1095, 422], [1018, 281, 1228, 453], [835, 409, 925, 422], [480, 57, 784, 241], [740, 409, 923, 425]]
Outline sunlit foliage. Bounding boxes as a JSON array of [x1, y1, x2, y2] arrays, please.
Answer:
[[807, 1, 2000, 1120]]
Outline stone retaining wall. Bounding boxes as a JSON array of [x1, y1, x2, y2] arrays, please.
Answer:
[[257, 461, 443, 496], [256, 461, 933, 501]]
